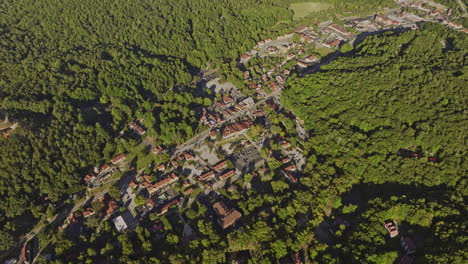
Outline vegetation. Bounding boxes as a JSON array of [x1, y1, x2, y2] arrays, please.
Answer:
[[283, 23, 467, 263]]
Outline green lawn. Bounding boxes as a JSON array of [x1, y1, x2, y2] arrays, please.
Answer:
[[289, 2, 332, 20]]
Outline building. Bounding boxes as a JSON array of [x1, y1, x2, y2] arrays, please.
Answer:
[[199, 170, 215, 182], [329, 24, 352, 37], [212, 201, 242, 229], [147, 173, 179, 195], [106, 199, 119, 216], [157, 197, 181, 215], [128, 122, 146, 135], [282, 170, 298, 183], [323, 39, 341, 49], [297, 61, 308, 68], [383, 220, 399, 237], [303, 55, 319, 63], [112, 211, 137, 232], [111, 153, 126, 165], [219, 169, 236, 181], [213, 160, 228, 172], [152, 145, 165, 154], [222, 120, 253, 139]]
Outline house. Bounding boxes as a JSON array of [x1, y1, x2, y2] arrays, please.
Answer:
[[128, 122, 146, 135], [129, 181, 137, 189], [157, 197, 181, 215], [284, 164, 297, 172], [243, 71, 250, 79], [240, 53, 251, 63], [171, 160, 179, 168], [219, 169, 236, 181], [152, 145, 165, 154], [83, 174, 96, 185], [268, 82, 279, 92], [111, 153, 126, 165], [212, 201, 242, 229], [375, 15, 400, 26], [147, 173, 179, 195], [401, 236, 416, 255], [213, 160, 228, 172], [106, 199, 119, 216], [444, 20, 463, 29], [282, 170, 298, 183], [199, 170, 215, 182], [157, 164, 166, 171], [183, 151, 194, 161], [112, 211, 137, 232], [222, 120, 253, 139], [275, 75, 284, 84], [383, 220, 399, 237], [82, 208, 95, 218], [287, 53, 296, 60], [295, 26, 307, 33], [256, 89, 267, 97], [397, 148, 420, 159], [303, 55, 319, 63], [329, 24, 352, 37], [101, 163, 111, 173], [297, 61, 308, 68], [209, 129, 218, 140], [323, 39, 341, 49]]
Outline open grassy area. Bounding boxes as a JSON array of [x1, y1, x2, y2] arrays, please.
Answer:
[[289, 2, 332, 20]]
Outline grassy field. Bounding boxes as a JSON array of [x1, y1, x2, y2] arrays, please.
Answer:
[[289, 2, 332, 20]]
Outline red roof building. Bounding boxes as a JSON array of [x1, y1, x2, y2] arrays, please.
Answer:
[[219, 169, 236, 181], [128, 122, 146, 135], [213, 160, 228, 172], [158, 198, 180, 215], [199, 170, 215, 182], [111, 153, 126, 165], [212, 201, 242, 229]]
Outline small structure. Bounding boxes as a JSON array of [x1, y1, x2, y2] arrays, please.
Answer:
[[383, 220, 399, 238]]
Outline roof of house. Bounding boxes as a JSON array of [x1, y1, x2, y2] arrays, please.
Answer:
[[111, 153, 126, 164], [213, 160, 228, 171], [220, 169, 236, 181], [213, 201, 242, 229], [199, 170, 215, 181]]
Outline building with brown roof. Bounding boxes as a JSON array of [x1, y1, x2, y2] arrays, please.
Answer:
[[219, 169, 236, 181], [222, 120, 253, 139], [383, 220, 399, 237], [128, 122, 146, 135], [212, 201, 242, 229], [111, 153, 126, 165], [147, 173, 179, 195], [158, 198, 181, 215], [199, 170, 215, 182], [213, 160, 228, 172]]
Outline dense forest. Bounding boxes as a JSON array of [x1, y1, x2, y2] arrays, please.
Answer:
[[282, 23, 467, 263], [18, 23, 467, 264], [0, 0, 398, 251]]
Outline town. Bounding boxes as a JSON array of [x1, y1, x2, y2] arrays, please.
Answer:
[[11, 0, 466, 263]]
